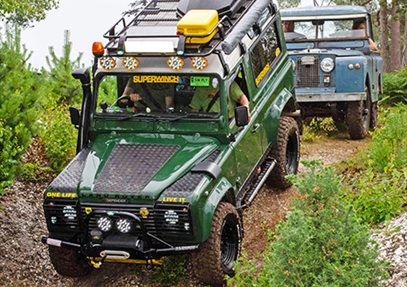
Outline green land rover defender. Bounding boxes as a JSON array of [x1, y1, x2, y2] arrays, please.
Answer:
[[41, 0, 300, 285]]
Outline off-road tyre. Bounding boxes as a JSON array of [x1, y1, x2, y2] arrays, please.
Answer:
[[49, 245, 92, 277], [267, 116, 300, 189], [191, 202, 242, 286], [346, 99, 370, 140], [370, 101, 378, 130]]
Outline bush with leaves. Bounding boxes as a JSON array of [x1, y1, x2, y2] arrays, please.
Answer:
[[381, 67, 407, 105], [342, 105, 407, 225], [0, 27, 44, 192], [229, 162, 387, 287]]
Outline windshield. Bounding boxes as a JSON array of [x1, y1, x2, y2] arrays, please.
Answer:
[[95, 74, 222, 118], [283, 17, 369, 42]]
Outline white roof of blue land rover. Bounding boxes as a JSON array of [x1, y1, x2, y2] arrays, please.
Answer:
[[280, 6, 369, 19]]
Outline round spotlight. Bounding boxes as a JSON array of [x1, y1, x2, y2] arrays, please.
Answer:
[[122, 57, 140, 71], [167, 56, 184, 70], [99, 57, 116, 70], [97, 216, 113, 232], [320, 57, 334, 73], [116, 218, 132, 233], [191, 57, 208, 70]]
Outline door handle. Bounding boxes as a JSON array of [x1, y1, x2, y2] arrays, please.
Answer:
[[252, 123, 261, 133]]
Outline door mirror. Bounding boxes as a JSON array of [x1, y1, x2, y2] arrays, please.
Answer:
[[69, 107, 81, 126], [235, 106, 249, 127], [72, 68, 90, 85]]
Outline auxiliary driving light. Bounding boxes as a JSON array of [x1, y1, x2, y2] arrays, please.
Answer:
[[167, 56, 185, 70], [122, 57, 140, 71], [116, 218, 132, 233], [191, 57, 208, 70], [97, 217, 113, 232], [99, 57, 117, 70]]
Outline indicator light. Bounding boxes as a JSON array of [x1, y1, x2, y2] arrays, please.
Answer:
[[355, 63, 361, 69]]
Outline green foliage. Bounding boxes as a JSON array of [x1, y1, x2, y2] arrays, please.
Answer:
[[0, 0, 59, 26], [44, 30, 83, 106], [150, 255, 188, 285], [0, 27, 44, 192], [381, 68, 407, 105], [0, 121, 22, 193], [40, 106, 76, 173], [229, 162, 387, 286], [302, 118, 338, 142], [342, 105, 407, 225]]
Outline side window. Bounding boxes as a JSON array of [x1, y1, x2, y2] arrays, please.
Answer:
[[250, 22, 282, 86]]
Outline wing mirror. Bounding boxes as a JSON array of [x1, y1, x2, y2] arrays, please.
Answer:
[[69, 107, 80, 127], [72, 68, 90, 85], [235, 106, 249, 127]]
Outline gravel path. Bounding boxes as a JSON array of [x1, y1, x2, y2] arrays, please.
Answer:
[[2, 134, 403, 286]]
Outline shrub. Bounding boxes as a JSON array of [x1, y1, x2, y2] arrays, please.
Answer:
[[0, 27, 44, 191], [228, 162, 387, 286], [381, 68, 407, 105], [40, 106, 77, 172], [342, 105, 407, 225]]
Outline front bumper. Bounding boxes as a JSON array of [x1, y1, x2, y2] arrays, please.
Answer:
[[43, 201, 197, 261], [295, 91, 367, 103]]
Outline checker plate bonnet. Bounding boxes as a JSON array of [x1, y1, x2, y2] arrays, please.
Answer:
[[93, 144, 179, 193]]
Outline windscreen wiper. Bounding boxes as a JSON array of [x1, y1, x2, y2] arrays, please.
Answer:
[[119, 112, 161, 121], [168, 113, 218, 122]]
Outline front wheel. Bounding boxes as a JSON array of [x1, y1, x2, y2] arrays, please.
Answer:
[[346, 99, 370, 140], [191, 202, 242, 286], [267, 116, 300, 189], [49, 245, 92, 277]]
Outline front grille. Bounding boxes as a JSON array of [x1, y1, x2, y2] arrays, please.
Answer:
[[296, 57, 320, 88], [43, 200, 79, 232]]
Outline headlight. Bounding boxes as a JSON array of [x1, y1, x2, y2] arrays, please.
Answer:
[[320, 58, 334, 73], [97, 217, 113, 232], [116, 218, 132, 233]]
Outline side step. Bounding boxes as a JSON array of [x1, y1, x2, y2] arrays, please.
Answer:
[[237, 159, 276, 209]]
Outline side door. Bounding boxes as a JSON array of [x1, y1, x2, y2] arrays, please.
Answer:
[[229, 65, 264, 191]]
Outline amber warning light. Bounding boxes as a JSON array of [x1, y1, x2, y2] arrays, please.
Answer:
[[92, 42, 105, 57]]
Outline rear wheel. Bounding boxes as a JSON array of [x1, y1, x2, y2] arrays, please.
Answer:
[[191, 202, 242, 286], [267, 117, 300, 189], [49, 245, 92, 277]]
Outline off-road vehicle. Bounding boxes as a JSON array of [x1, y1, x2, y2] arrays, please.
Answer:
[[41, 0, 300, 285], [281, 6, 383, 139]]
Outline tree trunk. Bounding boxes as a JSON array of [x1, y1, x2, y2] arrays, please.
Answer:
[[390, 2, 401, 71], [402, 12, 407, 67], [379, 2, 391, 72]]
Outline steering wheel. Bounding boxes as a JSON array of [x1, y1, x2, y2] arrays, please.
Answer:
[[112, 95, 148, 109]]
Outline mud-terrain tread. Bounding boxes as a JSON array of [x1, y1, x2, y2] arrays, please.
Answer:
[[191, 202, 241, 287], [49, 245, 92, 277], [346, 100, 369, 140], [267, 116, 300, 189]]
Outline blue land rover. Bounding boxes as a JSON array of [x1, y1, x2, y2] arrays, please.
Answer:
[[281, 6, 383, 139]]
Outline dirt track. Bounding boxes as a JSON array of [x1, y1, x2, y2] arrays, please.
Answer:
[[0, 133, 369, 287]]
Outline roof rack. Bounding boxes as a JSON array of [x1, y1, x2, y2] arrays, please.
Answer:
[[103, 0, 260, 56]]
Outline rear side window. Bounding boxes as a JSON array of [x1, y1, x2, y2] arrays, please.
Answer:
[[250, 22, 282, 86]]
